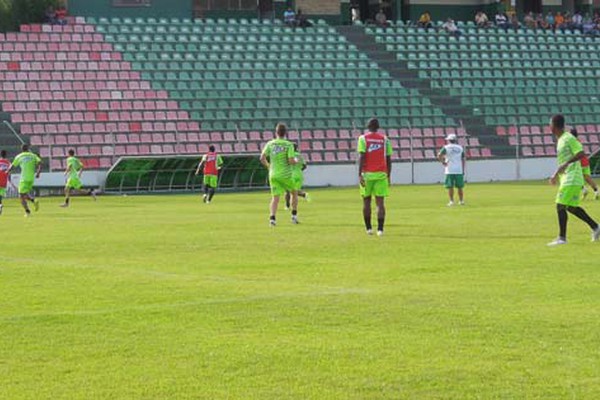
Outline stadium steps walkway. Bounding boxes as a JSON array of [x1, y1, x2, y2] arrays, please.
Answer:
[[336, 25, 512, 156]]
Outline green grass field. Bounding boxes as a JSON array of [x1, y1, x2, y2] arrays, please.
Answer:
[[2, 183, 600, 399]]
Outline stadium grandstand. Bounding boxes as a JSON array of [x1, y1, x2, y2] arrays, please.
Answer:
[[0, 0, 599, 187]]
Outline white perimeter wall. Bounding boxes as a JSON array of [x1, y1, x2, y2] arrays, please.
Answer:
[[29, 158, 557, 189]]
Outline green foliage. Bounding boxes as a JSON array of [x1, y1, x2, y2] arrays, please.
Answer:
[[1, 184, 600, 398], [0, 0, 61, 32]]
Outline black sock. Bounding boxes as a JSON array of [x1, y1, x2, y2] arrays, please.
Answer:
[[208, 188, 215, 201], [364, 215, 372, 230], [65, 198, 70, 205], [377, 218, 384, 232], [270, 215, 275, 221], [567, 206, 599, 230], [557, 205, 568, 239], [29, 198, 35, 203], [291, 210, 297, 216]]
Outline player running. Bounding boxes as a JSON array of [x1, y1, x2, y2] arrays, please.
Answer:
[[285, 143, 309, 210], [357, 118, 392, 236], [0, 150, 11, 215], [260, 123, 298, 226], [437, 133, 465, 206], [570, 128, 599, 200], [7, 144, 41, 216], [195, 145, 223, 204], [548, 115, 600, 246], [60, 149, 96, 207]]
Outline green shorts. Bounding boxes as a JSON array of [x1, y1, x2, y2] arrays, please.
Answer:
[[582, 166, 591, 176], [444, 174, 465, 189], [0, 187, 5, 197], [556, 185, 582, 207], [19, 179, 34, 195], [360, 177, 389, 198], [66, 176, 83, 190], [203, 174, 218, 188], [292, 174, 304, 191], [270, 176, 295, 196]]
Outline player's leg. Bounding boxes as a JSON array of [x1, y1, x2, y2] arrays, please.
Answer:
[[375, 196, 385, 235], [363, 195, 372, 234], [207, 176, 217, 203], [566, 205, 600, 241], [19, 193, 31, 215], [456, 174, 465, 205], [285, 191, 291, 209], [19, 180, 38, 212], [270, 195, 280, 226], [445, 175, 454, 205], [290, 190, 299, 224], [0, 188, 4, 215], [61, 185, 71, 207]]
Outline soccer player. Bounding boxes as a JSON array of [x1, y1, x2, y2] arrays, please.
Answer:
[[437, 133, 465, 206], [7, 144, 41, 216], [285, 143, 309, 210], [548, 114, 600, 246], [357, 118, 392, 236], [570, 128, 599, 200], [0, 150, 11, 215], [60, 149, 96, 207], [260, 123, 298, 226], [195, 145, 223, 204]]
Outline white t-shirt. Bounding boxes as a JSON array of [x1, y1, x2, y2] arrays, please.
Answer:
[[440, 143, 464, 175]]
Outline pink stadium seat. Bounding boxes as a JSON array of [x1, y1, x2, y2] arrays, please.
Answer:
[[324, 152, 336, 162]]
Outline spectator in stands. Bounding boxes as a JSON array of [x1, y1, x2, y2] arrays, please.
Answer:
[[55, 3, 68, 25], [582, 14, 599, 35], [510, 14, 520, 30], [475, 11, 491, 28], [351, 3, 361, 23], [537, 13, 549, 29], [375, 9, 389, 27], [283, 7, 296, 26], [524, 12, 536, 29], [555, 12, 565, 30], [296, 9, 312, 28], [571, 11, 583, 32], [45, 5, 56, 24], [545, 12, 555, 31], [441, 18, 462, 37], [494, 12, 510, 31], [417, 11, 433, 30]]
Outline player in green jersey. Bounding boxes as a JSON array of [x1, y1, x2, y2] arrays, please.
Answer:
[[285, 144, 309, 210], [6, 144, 41, 216], [260, 123, 298, 226], [548, 115, 600, 246], [60, 149, 96, 207]]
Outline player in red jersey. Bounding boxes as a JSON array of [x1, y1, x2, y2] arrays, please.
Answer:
[[0, 150, 11, 215], [357, 118, 393, 236], [195, 145, 223, 204], [571, 129, 599, 199]]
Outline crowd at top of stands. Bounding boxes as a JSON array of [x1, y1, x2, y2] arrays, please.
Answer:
[[415, 10, 600, 36]]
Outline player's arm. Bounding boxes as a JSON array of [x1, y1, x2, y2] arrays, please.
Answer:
[[357, 136, 366, 186], [195, 157, 205, 175], [78, 161, 84, 178], [260, 147, 269, 169], [287, 145, 297, 165], [35, 157, 42, 178], [437, 148, 447, 165], [462, 151, 466, 174]]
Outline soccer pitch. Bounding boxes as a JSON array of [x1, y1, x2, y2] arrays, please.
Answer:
[[1, 183, 600, 399]]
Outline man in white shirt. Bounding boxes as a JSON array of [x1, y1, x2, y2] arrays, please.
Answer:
[[437, 133, 466, 206], [441, 18, 462, 37]]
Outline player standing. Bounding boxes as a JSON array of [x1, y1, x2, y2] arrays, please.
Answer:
[[60, 149, 96, 207], [357, 118, 392, 236], [7, 144, 41, 216], [260, 123, 298, 226], [548, 115, 600, 246], [0, 150, 11, 215], [195, 145, 223, 204], [285, 143, 309, 209], [437, 133, 465, 206], [570, 129, 599, 200]]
